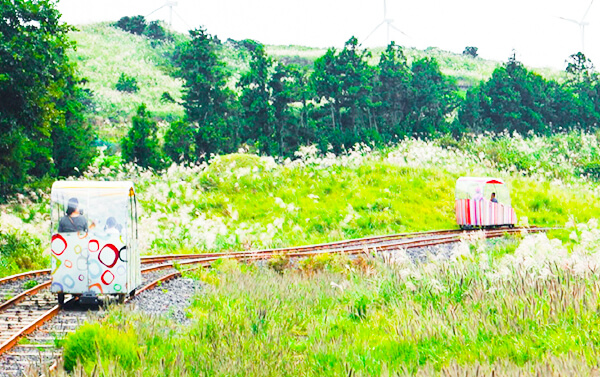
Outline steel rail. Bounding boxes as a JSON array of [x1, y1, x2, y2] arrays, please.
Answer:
[[0, 281, 51, 313], [0, 269, 52, 286], [139, 226, 545, 264], [0, 226, 545, 284], [0, 297, 76, 357]]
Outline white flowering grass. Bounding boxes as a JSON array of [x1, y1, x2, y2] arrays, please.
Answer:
[[59, 218, 600, 376], [4, 132, 600, 274]]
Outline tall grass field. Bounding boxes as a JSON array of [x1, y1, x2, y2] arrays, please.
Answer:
[[3, 132, 600, 374]]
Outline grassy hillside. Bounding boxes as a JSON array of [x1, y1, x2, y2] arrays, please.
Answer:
[[69, 23, 565, 129], [49, 134, 600, 376], [68, 23, 185, 123]]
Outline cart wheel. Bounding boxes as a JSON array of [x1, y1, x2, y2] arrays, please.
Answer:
[[58, 293, 65, 306]]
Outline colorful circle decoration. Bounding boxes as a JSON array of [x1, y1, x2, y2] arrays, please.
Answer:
[[118, 246, 128, 262], [51, 282, 64, 293], [98, 244, 119, 268], [74, 244, 82, 254], [117, 265, 126, 276], [114, 284, 122, 292], [51, 234, 67, 256], [89, 283, 103, 293], [88, 259, 102, 278], [101, 270, 115, 285], [51, 254, 62, 275], [63, 275, 75, 289], [64, 260, 73, 268], [78, 274, 85, 281], [88, 239, 100, 252]]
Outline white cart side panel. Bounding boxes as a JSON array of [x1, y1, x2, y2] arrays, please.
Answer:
[[88, 234, 128, 295], [51, 232, 90, 294]]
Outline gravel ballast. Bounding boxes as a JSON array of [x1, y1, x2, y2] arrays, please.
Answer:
[[129, 278, 202, 324]]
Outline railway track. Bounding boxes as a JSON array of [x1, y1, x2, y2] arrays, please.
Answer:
[[0, 226, 546, 375]]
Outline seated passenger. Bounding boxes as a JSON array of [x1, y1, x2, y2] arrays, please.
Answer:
[[104, 216, 120, 235], [58, 198, 88, 233], [472, 187, 484, 201], [490, 192, 498, 203]]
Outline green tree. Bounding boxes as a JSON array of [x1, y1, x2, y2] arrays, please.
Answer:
[[462, 46, 478, 58], [374, 42, 412, 138], [407, 57, 458, 135], [563, 52, 600, 131], [115, 15, 146, 35], [457, 57, 573, 135], [143, 20, 168, 41], [164, 120, 196, 162], [311, 37, 375, 149], [52, 79, 97, 177], [238, 40, 276, 154], [116, 73, 139, 93], [175, 28, 238, 158], [270, 64, 308, 155], [121, 104, 162, 169], [0, 0, 86, 193]]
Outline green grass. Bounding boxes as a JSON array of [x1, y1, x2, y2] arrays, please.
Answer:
[[134, 150, 600, 255], [5, 132, 600, 276], [68, 23, 185, 123], [60, 235, 600, 375]]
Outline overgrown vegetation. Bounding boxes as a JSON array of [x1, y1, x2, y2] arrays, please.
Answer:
[[59, 223, 600, 375], [5, 2, 597, 194], [3, 131, 600, 279]]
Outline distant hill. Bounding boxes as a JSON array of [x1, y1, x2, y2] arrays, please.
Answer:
[[68, 23, 185, 124], [68, 23, 565, 127]]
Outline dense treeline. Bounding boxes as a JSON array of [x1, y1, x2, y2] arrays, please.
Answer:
[[148, 28, 600, 167], [3, 2, 600, 194], [155, 30, 459, 165], [0, 0, 95, 195]]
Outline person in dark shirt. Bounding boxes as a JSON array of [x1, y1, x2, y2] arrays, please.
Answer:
[[58, 198, 88, 233], [490, 192, 498, 203]]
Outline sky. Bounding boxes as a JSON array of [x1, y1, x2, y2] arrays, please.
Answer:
[[56, 0, 599, 70]]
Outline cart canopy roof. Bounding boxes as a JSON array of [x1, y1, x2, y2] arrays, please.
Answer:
[[456, 177, 505, 185]]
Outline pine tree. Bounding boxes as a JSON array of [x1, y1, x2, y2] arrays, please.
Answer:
[[121, 104, 162, 169]]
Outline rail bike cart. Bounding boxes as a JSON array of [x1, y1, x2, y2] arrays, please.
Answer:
[[50, 181, 141, 305], [455, 177, 517, 229]]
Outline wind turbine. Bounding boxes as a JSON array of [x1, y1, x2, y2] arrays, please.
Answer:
[[559, 0, 594, 54], [146, 1, 178, 27], [362, 0, 408, 46]]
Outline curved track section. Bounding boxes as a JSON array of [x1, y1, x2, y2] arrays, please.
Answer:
[[0, 226, 548, 375]]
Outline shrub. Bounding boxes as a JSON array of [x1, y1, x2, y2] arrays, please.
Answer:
[[0, 230, 46, 278], [22, 279, 38, 289], [62, 323, 140, 372], [267, 253, 290, 274], [115, 73, 139, 93], [121, 104, 163, 169], [164, 120, 195, 162], [143, 20, 168, 41], [115, 15, 146, 35], [579, 161, 600, 181]]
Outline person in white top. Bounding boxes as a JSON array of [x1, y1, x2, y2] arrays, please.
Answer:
[[472, 187, 484, 201], [105, 216, 120, 235]]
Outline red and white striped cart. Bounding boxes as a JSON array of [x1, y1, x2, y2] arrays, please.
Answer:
[[455, 177, 517, 229]]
